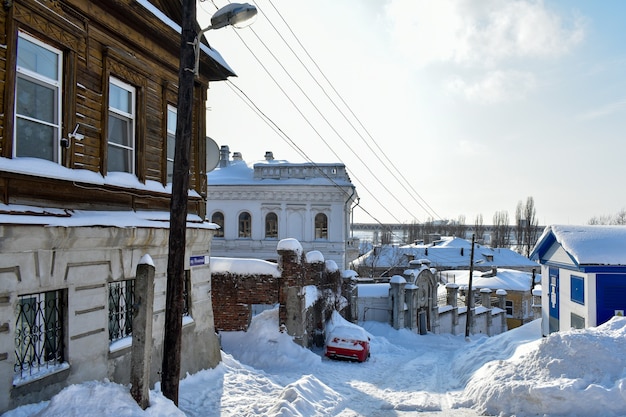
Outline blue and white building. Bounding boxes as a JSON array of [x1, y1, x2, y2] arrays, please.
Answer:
[[530, 225, 626, 336]]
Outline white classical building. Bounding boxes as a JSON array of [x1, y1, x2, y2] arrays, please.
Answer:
[[206, 147, 360, 268]]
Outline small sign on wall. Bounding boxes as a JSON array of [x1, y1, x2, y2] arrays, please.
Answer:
[[190, 255, 209, 267]]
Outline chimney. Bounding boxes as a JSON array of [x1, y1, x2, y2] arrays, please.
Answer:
[[232, 151, 243, 161], [219, 145, 230, 168], [264, 151, 274, 161]]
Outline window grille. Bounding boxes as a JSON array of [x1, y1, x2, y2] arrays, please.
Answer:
[[182, 270, 191, 317], [108, 279, 135, 342], [14, 290, 64, 379]]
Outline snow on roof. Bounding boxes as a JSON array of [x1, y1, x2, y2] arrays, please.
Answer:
[[0, 204, 216, 229], [532, 224, 626, 265], [445, 268, 534, 292], [135, 0, 235, 75], [207, 157, 353, 187], [357, 283, 390, 298], [210, 257, 281, 277], [352, 239, 538, 270]]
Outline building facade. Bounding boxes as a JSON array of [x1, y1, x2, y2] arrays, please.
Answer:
[[531, 225, 626, 337], [206, 147, 360, 269], [0, 0, 231, 412]]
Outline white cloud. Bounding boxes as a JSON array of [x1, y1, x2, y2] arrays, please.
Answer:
[[386, 0, 586, 68], [580, 99, 626, 120], [446, 70, 536, 103]]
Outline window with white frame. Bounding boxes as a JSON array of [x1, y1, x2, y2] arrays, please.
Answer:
[[505, 300, 514, 317], [166, 105, 176, 182], [14, 32, 62, 162], [107, 77, 135, 173], [14, 290, 65, 381]]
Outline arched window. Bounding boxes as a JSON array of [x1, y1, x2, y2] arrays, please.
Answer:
[[211, 212, 224, 237], [265, 212, 278, 239], [314, 213, 328, 239], [238, 212, 251, 238]]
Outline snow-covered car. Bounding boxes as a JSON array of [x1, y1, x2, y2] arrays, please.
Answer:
[[324, 311, 370, 362]]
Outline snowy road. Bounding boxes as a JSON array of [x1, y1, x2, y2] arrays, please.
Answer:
[[179, 310, 483, 416]]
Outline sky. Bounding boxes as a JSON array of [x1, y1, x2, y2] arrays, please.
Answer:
[[196, 0, 626, 227], [6, 308, 626, 416]]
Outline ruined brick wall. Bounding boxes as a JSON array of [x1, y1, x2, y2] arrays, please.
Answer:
[[211, 272, 280, 331]]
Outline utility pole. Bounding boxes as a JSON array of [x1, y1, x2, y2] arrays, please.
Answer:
[[465, 234, 475, 339], [162, 0, 196, 405]]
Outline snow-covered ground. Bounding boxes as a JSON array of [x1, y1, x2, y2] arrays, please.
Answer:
[[4, 309, 626, 417]]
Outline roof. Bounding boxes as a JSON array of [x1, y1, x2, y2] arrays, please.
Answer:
[[207, 158, 354, 187], [137, 0, 235, 78], [351, 237, 539, 271], [530, 224, 626, 266], [444, 268, 536, 292]]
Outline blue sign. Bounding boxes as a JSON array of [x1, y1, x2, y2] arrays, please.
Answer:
[[190, 255, 208, 267]]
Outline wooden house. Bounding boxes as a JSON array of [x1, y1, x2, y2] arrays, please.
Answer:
[[0, 0, 234, 412], [530, 225, 626, 336]]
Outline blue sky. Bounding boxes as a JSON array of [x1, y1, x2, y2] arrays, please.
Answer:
[[199, 0, 626, 226]]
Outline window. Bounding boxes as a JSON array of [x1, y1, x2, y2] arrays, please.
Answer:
[[571, 313, 585, 329], [505, 300, 514, 316], [166, 105, 176, 182], [108, 77, 135, 173], [265, 212, 278, 239], [14, 32, 62, 162], [314, 213, 328, 239], [14, 290, 65, 380], [108, 279, 135, 343], [211, 212, 224, 237], [238, 212, 251, 238], [571, 275, 585, 305]]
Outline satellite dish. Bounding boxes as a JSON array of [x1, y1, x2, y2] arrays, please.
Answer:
[[206, 137, 220, 172]]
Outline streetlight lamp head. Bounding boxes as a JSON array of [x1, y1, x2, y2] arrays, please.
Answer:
[[210, 3, 258, 30]]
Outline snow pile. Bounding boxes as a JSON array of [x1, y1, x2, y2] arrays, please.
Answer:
[[220, 308, 321, 372], [4, 380, 182, 417], [459, 316, 626, 416]]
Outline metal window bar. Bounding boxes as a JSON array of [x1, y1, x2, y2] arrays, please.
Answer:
[[14, 290, 64, 379], [182, 271, 190, 317], [108, 279, 135, 342]]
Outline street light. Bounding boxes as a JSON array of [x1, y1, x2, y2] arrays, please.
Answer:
[[162, 1, 256, 405]]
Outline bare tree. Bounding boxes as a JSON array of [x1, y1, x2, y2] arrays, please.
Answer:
[[515, 197, 540, 256], [522, 196, 539, 257], [474, 214, 485, 243], [454, 215, 467, 238], [492, 210, 511, 248], [588, 208, 626, 225]]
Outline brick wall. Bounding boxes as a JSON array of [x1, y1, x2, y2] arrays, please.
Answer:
[[212, 246, 352, 345]]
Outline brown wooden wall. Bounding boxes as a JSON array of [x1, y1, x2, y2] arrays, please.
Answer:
[[0, 0, 222, 217]]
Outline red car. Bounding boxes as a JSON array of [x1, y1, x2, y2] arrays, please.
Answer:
[[324, 312, 370, 363]]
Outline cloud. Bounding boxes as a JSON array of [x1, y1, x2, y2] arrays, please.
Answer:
[[386, 0, 586, 68], [446, 70, 537, 103], [579, 99, 626, 120]]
